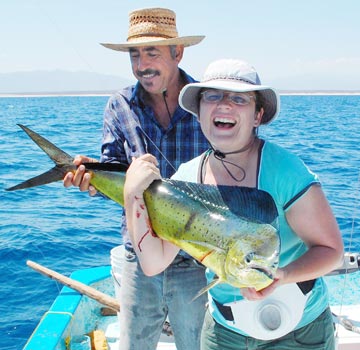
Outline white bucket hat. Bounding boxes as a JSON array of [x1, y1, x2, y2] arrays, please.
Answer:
[[179, 59, 280, 124], [101, 8, 205, 52]]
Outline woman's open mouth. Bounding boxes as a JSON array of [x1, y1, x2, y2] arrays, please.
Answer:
[[214, 117, 236, 129]]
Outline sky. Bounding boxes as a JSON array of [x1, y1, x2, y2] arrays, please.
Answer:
[[1, 0, 360, 90]]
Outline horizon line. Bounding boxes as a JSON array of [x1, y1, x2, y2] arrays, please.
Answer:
[[1, 89, 360, 98]]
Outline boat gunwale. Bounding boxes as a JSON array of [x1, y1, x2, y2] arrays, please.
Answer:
[[23, 265, 112, 350]]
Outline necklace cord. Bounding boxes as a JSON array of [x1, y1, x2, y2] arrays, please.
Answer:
[[210, 137, 257, 183], [213, 153, 246, 182]]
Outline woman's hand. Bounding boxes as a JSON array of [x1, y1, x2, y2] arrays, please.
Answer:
[[240, 269, 285, 300], [124, 154, 179, 275], [124, 154, 161, 198]]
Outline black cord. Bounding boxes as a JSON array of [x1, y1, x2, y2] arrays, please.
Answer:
[[162, 89, 172, 121], [210, 137, 257, 183], [213, 152, 246, 182]]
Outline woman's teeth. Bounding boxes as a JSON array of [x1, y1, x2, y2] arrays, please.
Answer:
[[214, 117, 236, 128]]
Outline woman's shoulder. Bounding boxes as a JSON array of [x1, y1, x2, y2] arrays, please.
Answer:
[[262, 140, 311, 170], [262, 140, 294, 157], [260, 140, 319, 205]]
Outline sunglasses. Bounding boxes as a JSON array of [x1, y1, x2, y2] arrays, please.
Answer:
[[201, 90, 256, 106]]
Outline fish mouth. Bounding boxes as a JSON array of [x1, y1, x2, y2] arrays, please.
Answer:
[[252, 266, 274, 280]]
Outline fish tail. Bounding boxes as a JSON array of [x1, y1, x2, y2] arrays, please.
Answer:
[[6, 167, 71, 191], [5, 124, 75, 191]]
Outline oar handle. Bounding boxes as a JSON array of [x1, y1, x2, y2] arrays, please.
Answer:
[[26, 260, 120, 312]]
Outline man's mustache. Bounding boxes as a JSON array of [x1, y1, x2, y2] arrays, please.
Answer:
[[136, 69, 160, 77]]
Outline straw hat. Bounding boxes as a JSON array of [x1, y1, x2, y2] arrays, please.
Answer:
[[101, 8, 205, 52], [179, 59, 280, 124]]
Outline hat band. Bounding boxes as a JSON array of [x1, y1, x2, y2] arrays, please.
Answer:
[[127, 33, 175, 41], [204, 77, 256, 85]]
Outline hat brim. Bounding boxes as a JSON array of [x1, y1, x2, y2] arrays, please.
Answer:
[[179, 80, 280, 124], [100, 35, 205, 52]]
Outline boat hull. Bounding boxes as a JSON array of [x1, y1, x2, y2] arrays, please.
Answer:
[[23, 264, 175, 350], [24, 250, 360, 350]]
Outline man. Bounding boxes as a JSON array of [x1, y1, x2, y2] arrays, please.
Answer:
[[63, 7, 209, 350]]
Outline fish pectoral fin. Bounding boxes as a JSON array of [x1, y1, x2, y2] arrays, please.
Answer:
[[191, 278, 222, 302]]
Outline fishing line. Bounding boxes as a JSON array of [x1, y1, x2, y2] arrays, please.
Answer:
[[33, 0, 115, 92], [135, 126, 178, 175], [29, 242, 63, 293], [34, 0, 95, 72], [135, 125, 215, 213]]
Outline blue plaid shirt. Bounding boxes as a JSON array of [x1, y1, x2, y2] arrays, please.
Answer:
[[100, 68, 209, 245]]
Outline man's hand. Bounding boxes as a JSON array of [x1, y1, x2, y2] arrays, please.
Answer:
[[63, 155, 98, 196]]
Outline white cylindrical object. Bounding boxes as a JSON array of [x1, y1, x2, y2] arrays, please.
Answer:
[[110, 245, 125, 312]]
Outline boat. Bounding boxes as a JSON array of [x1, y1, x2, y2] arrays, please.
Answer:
[[23, 245, 175, 350], [23, 246, 360, 350]]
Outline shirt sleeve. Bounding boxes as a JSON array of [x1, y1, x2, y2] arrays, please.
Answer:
[[259, 142, 319, 211], [100, 94, 129, 164]]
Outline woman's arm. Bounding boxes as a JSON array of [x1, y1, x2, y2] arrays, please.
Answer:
[[124, 154, 180, 276], [241, 184, 343, 300], [279, 184, 343, 282]]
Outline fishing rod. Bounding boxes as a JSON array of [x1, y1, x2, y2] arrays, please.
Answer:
[[332, 170, 360, 339], [327, 251, 360, 276], [331, 253, 360, 336]]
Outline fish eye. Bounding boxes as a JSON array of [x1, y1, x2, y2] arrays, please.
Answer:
[[244, 252, 255, 264]]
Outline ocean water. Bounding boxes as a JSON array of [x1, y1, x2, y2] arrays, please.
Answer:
[[1, 95, 360, 350]]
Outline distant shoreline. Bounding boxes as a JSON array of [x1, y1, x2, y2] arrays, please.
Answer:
[[1, 90, 360, 98], [0, 91, 114, 98], [280, 91, 360, 96]]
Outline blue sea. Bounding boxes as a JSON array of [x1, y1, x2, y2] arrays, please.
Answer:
[[1, 94, 360, 350]]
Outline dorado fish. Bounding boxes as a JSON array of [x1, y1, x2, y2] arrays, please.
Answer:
[[6, 124, 280, 292]]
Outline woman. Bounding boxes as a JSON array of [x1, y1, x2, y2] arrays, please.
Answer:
[[124, 59, 343, 349]]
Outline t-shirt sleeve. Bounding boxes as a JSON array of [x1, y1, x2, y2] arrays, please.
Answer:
[[259, 142, 319, 211]]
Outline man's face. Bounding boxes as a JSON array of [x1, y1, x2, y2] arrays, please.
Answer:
[[129, 45, 183, 95]]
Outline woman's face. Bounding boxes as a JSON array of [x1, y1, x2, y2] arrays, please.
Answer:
[[198, 89, 263, 152]]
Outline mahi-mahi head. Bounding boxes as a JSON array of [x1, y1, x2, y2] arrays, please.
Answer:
[[7, 125, 280, 293]]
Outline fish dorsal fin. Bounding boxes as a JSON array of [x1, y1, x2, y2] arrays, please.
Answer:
[[217, 184, 278, 224], [166, 180, 278, 224]]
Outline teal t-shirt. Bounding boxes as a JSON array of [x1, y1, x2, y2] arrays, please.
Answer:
[[172, 140, 329, 335]]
